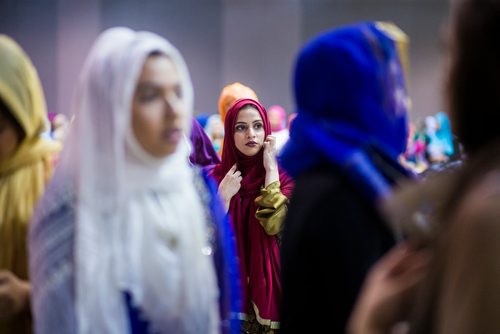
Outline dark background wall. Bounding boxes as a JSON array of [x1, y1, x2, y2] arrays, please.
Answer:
[[0, 0, 449, 121]]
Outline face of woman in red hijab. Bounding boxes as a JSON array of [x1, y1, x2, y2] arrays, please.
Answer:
[[233, 105, 265, 157]]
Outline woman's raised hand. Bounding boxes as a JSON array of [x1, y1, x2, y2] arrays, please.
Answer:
[[218, 163, 242, 211], [347, 243, 429, 334], [263, 135, 279, 187], [263, 135, 278, 172]]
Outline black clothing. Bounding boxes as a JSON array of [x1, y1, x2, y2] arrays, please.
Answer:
[[280, 163, 396, 333]]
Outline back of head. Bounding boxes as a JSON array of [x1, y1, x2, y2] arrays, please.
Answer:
[[447, 0, 500, 156], [218, 82, 259, 123], [268, 105, 287, 132], [0, 35, 59, 284], [293, 21, 409, 161], [0, 35, 48, 144]]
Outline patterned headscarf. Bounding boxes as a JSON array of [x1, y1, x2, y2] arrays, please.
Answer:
[[281, 22, 410, 202]]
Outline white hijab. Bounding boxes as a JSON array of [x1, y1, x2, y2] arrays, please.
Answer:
[[59, 27, 219, 333]]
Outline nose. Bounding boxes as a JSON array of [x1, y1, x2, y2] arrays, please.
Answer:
[[247, 126, 256, 138], [163, 93, 181, 119]]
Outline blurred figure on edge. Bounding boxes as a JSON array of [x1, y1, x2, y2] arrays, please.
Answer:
[[349, 0, 500, 333], [279, 22, 411, 333], [0, 35, 61, 333]]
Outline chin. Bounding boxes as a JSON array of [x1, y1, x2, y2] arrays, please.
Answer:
[[242, 148, 260, 157], [153, 145, 177, 158]]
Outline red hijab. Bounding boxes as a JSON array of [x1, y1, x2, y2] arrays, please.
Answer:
[[211, 98, 293, 325]]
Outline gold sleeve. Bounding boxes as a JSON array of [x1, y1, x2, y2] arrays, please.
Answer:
[[254, 181, 289, 235]]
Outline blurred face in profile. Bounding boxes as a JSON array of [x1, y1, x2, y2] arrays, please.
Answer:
[[132, 55, 185, 158], [233, 105, 265, 157]]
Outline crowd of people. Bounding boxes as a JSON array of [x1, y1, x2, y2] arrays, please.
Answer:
[[1, 0, 499, 333]]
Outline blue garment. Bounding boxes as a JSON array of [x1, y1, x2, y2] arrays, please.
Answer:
[[280, 22, 410, 202], [200, 171, 242, 334], [30, 169, 241, 334]]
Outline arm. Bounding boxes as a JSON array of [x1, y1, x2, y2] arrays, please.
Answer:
[[217, 163, 242, 212], [255, 134, 289, 235], [263, 135, 279, 187], [255, 181, 289, 235]]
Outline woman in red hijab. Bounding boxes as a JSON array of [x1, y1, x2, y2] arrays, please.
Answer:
[[210, 98, 294, 333]]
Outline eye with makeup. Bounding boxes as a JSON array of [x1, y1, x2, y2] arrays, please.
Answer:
[[235, 122, 263, 132], [253, 122, 263, 130], [235, 124, 247, 132]]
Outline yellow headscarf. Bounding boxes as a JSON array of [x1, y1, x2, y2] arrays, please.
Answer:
[[0, 35, 61, 281]]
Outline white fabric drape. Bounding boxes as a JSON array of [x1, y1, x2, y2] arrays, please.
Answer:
[[51, 27, 219, 333]]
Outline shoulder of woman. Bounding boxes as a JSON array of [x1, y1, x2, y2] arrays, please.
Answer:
[[31, 175, 77, 237]]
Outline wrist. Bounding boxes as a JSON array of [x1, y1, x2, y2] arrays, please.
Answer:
[[265, 164, 278, 173], [347, 304, 386, 334]]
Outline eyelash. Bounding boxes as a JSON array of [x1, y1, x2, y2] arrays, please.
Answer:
[[235, 123, 263, 132]]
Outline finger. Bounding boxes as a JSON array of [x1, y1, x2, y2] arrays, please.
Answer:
[[374, 242, 413, 274], [388, 249, 430, 279], [234, 171, 242, 177], [266, 135, 276, 142], [228, 163, 237, 174]]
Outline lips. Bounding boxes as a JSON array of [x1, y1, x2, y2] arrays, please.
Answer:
[[162, 128, 182, 143], [245, 141, 258, 147]]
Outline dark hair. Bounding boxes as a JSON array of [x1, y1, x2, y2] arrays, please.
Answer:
[[447, 0, 500, 156], [0, 98, 25, 141]]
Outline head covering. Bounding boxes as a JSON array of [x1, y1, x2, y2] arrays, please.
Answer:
[[31, 27, 219, 333], [268, 105, 287, 132], [0, 35, 60, 281], [211, 98, 293, 327], [188, 117, 220, 173], [218, 82, 259, 124], [280, 21, 410, 203], [212, 98, 270, 194]]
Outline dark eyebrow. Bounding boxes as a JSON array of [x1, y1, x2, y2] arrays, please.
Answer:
[[235, 122, 247, 125], [252, 120, 262, 124]]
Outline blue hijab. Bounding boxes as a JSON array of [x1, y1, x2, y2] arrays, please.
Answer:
[[280, 22, 410, 202]]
